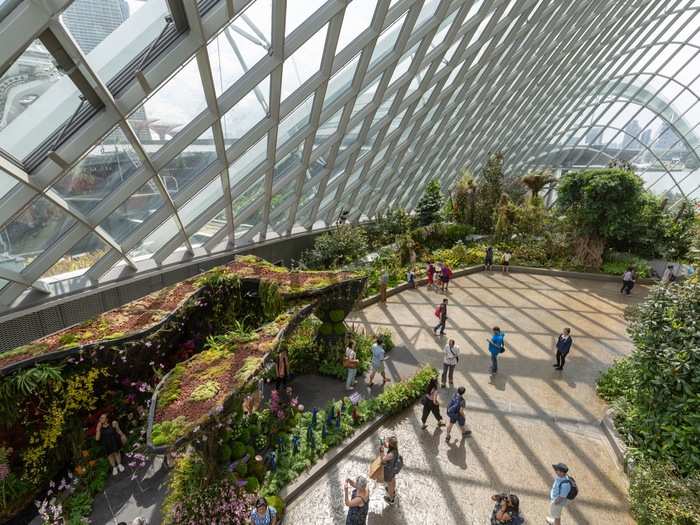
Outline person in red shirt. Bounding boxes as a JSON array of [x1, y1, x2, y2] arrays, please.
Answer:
[[441, 264, 452, 292]]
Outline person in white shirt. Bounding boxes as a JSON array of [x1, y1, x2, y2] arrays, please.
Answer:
[[662, 265, 676, 284], [441, 339, 460, 388], [620, 267, 635, 295], [344, 341, 359, 391], [502, 251, 512, 273]]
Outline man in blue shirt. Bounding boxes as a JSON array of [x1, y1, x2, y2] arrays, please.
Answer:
[[368, 337, 389, 387], [487, 326, 505, 374], [547, 463, 571, 524]]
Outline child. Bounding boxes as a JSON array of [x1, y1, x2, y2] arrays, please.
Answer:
[[407, 268, 416, 288]]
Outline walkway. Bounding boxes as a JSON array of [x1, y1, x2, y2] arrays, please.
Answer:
[[285, 271, 646, 524]]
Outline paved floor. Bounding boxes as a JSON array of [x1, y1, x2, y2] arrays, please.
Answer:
[[285, 271, 647, 524]]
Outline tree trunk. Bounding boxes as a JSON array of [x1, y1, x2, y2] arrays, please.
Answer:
[[573, 236, 605, 269]]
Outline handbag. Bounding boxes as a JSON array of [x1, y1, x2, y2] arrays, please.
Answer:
[[343, 357, 359, 369], [369, 455, 384, 482], [449, 346, 459, 363]]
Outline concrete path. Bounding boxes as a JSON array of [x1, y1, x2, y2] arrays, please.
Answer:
[[285, 271, 646, 524]]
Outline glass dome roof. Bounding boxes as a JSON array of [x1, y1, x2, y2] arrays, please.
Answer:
[[0, 0, 698, 310]]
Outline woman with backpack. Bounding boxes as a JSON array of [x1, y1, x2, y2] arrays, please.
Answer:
[[380, 435, 401, 505], [420, 377, 445, 430], [490, 493, 522, 524], [250, 497, 277, 525], [344, 475, 370, 524]]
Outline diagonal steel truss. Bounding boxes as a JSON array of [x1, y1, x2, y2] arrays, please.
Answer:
[[0, 0, 698, 311]]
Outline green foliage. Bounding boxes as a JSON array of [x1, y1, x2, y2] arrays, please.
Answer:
[[189, 380, 220, 402], [368, 207, 414, 247], [449, 170, 478, 226], [521, 169, 555, 201], [415, 180, 444, 226], [0, 364, 64, 427], [245, 477, 260, 493], [152, 417, 188, 447], [629, 460, 700, 525], [230, 441, 246, 460], [597, 357, 635, 403], [608, 280, 700, 474], [301, 224, 369, 269], [329, 309, 346, 323], [474, 152, 505, 233], [157, 364, 186, 410], [259, 281, 283, 321], [601, 258, 651, 279], [411, 222, 473, 251], [285, 318, 322, 375], [557, 168, 646, 246]]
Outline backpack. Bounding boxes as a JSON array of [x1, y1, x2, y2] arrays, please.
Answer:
[[447, 394, 462, 416], [434, 305, 442, 318], [562, 477, 578, 500], [392, 454, 404, 475]]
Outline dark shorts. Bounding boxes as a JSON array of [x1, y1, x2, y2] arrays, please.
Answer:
[[448, 413, 465, 426], [485, 258, 493, 265], [503, 261, 509, 266]]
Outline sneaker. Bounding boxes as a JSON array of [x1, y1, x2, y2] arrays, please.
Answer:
[[421, 424, 428, 430], [345, 386, 354, 391], [444, 435, 450, 444], [384, 495, 396, 505], [546, 518, 555, 524], [112, 467, 118, 476], [440, 383, 446, 388], [552, 364, 559, 367], [449, 382, 454, 387], [462, 430, 472, 438], [437, 421, 446, 427], [117, 463, 125, 472]]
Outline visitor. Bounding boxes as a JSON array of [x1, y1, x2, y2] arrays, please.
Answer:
[[441, 263, 452, 292], [487, 326, 505, 374], [553, 328, 572, 371], [662, 264, 676, 283], [441, 338, 460, 388], [95, 414, 127, 476], [427, 261, 436, 290], [620, 267, 635, 295], [433, 298, 448, 336], [344, 341, 359, 391], [445, 386, 471, 442], [274, 347, 289, 391], [380, 436, 401, 504], [485, 245, 494, 271], [547, 463, 573, 525], [490, 493, 522, 524], [368, 337, 389, 387], [344, 475, 370, 524], [379, 269, 389, 304], [435, 263, 444, 291], [131, 519, 146, 525], [407, 267, 416, 288], [420, 377, 445, 429], [250, 497, 277, 525], [502, 251, 512, 273]]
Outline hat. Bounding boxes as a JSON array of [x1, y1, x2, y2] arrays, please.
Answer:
[[552, 463, 569, 473]]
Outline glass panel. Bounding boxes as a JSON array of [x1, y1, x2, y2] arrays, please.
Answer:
[[281, 24, 328, 100], [52, 127, 142, 215], [99, 180, 164, 243], [389, 43, 419, 87], [339, 120, 363, 154], [430, 11, 457, 49], [208, 0, 272, 97], [233, 177, 265, 237], [128, 57, 207, 154], [337, 0, 378, 52], [127, 216, 178, 259], [229, 134, 268, 189], [221, 76, 270, 145], [316, 107, 344, 143], [191, 209, 227, 248], [294, 172, 324, 227], [273, 148, 303, 185], [368, 13, 407, 68], [40, 232, 107, 282], [160, 127, 216, 199], [0, 197, 75, 273], [179, 176, 224, 227], [61, 0, 169, 82], [0, 40, 86, 160], [351, 76, 380, 119], [286, 0, 326, 36], [277, 94, 314, 150], [324, 53, 360, 109], [415, 0, 440, 29], [0, 170, 17, 202]]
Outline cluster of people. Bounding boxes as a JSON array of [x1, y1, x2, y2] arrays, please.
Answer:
[[426, 261, 453, 292], [484, 245, 512, 273]]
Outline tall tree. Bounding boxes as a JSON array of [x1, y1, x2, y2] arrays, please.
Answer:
[[475, 151, 505, 232], [415, 179, 444, 226], [450, 169, 477, 226]]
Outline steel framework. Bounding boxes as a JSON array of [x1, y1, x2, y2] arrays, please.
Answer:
[[0, 0, 698, 310]]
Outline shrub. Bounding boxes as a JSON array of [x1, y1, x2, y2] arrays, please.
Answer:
[[629, 460, 700, 525], [300, 224, 369, 269]]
